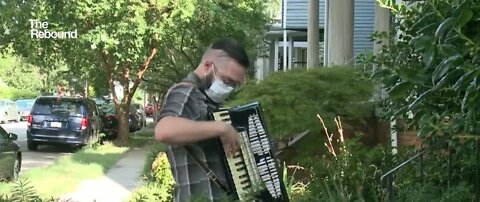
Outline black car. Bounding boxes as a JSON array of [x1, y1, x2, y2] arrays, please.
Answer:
[[0, 125, 21, 181], [26, 96, 102, 151], [99, 104, 142, 134]]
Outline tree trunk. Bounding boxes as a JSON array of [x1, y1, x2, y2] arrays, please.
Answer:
[[115, 103, 130, 146]]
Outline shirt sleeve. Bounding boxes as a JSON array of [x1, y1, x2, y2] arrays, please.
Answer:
[[156, 84, 200, 122]]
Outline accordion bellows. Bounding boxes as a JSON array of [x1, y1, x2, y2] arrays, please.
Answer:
[[209, 102, 289, 202]]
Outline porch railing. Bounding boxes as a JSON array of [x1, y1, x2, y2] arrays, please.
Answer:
[[380, 135, 480, 201]]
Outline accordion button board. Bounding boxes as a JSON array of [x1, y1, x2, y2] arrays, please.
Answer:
[[211, 102, 289, 202]]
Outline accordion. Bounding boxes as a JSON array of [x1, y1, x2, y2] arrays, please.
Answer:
[[209, 102, 289, 202]]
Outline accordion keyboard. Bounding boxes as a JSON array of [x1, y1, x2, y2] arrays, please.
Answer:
[[212, 109, 285, 201]]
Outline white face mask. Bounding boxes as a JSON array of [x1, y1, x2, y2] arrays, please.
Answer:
[[205, 66, 234, 103]]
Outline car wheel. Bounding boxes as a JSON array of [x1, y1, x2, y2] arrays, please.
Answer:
[[27, 141, 38, 151], [9, 155, 20, 181]]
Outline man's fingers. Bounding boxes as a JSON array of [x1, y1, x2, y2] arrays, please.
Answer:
[[224, 147, 231, 158]]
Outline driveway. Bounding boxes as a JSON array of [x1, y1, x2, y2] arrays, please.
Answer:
[[0, 121, 72, 174]]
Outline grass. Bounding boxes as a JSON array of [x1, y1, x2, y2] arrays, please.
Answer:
[[129, 127, 155, 147], [0, 128, 156, 200], [0, 143, 128, 199]]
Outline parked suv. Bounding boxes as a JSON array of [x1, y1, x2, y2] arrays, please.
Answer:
[[26, 96, 101, 151]]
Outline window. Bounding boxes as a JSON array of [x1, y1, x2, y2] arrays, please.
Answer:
[[31, 99, 83, 117], [0, 127, 8, 141], [16, 100, 35, 110]]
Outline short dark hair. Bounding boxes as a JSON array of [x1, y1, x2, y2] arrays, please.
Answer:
[[210, 37, 250, 68]]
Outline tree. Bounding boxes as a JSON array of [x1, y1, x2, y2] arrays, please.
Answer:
[[142, 1, 270, 101], [359, 0, 480, 138], [0, 55, 41, 92], [0, 0, 270, 145]]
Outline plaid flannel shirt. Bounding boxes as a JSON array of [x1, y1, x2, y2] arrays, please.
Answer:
[[157, 73, 231, 202]]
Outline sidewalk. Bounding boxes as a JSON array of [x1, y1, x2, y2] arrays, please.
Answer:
[[58, 144, 151, 202]]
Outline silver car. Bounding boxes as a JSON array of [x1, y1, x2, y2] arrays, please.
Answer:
[[0, 99, 21, 123]]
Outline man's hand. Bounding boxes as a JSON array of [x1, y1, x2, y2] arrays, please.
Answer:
[[219, 122, 241, 158]]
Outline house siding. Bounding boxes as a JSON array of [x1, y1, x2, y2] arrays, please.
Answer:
[[282, 0, 375, 56]]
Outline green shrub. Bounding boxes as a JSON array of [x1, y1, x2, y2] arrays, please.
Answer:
[[131, 143, 174, 202], [0, 86, 37, 99], [300, 134, 404, 202], [227, 66, 374, 139]]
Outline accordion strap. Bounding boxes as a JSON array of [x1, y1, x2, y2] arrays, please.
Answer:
[[165, 81, 231, 194], [184, 146, 231, 194]]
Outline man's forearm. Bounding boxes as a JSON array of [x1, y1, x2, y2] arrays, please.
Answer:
[[155, 116, 225, 145]]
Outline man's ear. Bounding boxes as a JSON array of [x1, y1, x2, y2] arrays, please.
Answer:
[[203, 61, 214, 71]]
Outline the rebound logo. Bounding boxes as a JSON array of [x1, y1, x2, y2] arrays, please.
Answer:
[[30, 19, 77, 39]]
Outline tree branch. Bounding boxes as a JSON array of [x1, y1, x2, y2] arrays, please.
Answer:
[[127, 47, 158, 102], [121, 63, 131, 104], [100, 50, 120, 108]]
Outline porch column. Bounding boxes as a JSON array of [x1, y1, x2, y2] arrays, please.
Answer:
[[307, 0, 319, 69], [373, 2, 391, 64], [288, 37, 294, 69], [326, 0, 354, 66], [274, 39, 279, 72], [268, 40, 276, 75], [293, 47, 300, 69], [373, 1, 394, 153]]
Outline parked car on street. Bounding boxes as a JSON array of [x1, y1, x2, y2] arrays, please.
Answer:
[[98, 104, 142, 134], [26, 96, 102, 151], [0, 99, 21, 124], [15, 99, 36, 121], [0, 125, 21, 181]]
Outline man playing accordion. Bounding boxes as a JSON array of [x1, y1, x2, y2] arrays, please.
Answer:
[[155, 38, 249, 201]]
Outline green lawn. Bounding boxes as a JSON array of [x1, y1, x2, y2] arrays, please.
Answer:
[[0, 143, 128, 199]]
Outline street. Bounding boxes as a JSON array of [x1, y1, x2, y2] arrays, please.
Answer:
[[0, 121, 71, 174]]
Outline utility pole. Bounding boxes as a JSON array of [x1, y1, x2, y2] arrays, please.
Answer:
[[307, 0, 319, 69]]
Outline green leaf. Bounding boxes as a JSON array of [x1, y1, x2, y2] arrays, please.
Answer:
[[396, 68, 418, 81], [410, 35, 433, 51], [423, 45, 436, 67], [461, 83, 476, 111], [371, 68, 391, 79], [411, 12, 436, 30], [438, 44, 460, 57], [408, 89, 433, 110], [432, 68, 463, 90], [432, 55, 462, 83], [435, 17, 455, 43], [456, 8, 473, 29], [388, 81, 413, 99], [453, 70, 475, 91]]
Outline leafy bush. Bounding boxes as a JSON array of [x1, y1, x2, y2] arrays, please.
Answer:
[[227, 66, 374, 139], [359, 0, 480, 137], [131, 143, 174, 202], [0, 86, 37, 99], [0, 179, 55, 202], [300, 135, 404, 201]]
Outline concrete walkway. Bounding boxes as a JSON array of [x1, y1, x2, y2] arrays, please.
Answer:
[[58, 145, 151, 202]]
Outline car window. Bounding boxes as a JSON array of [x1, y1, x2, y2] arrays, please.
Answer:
[[16, 100, 35, 109], [100, 104, 116, 115], [0, 126, 8, 141], [130, 105, 137, 113], [31, 99, 83, 117]]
